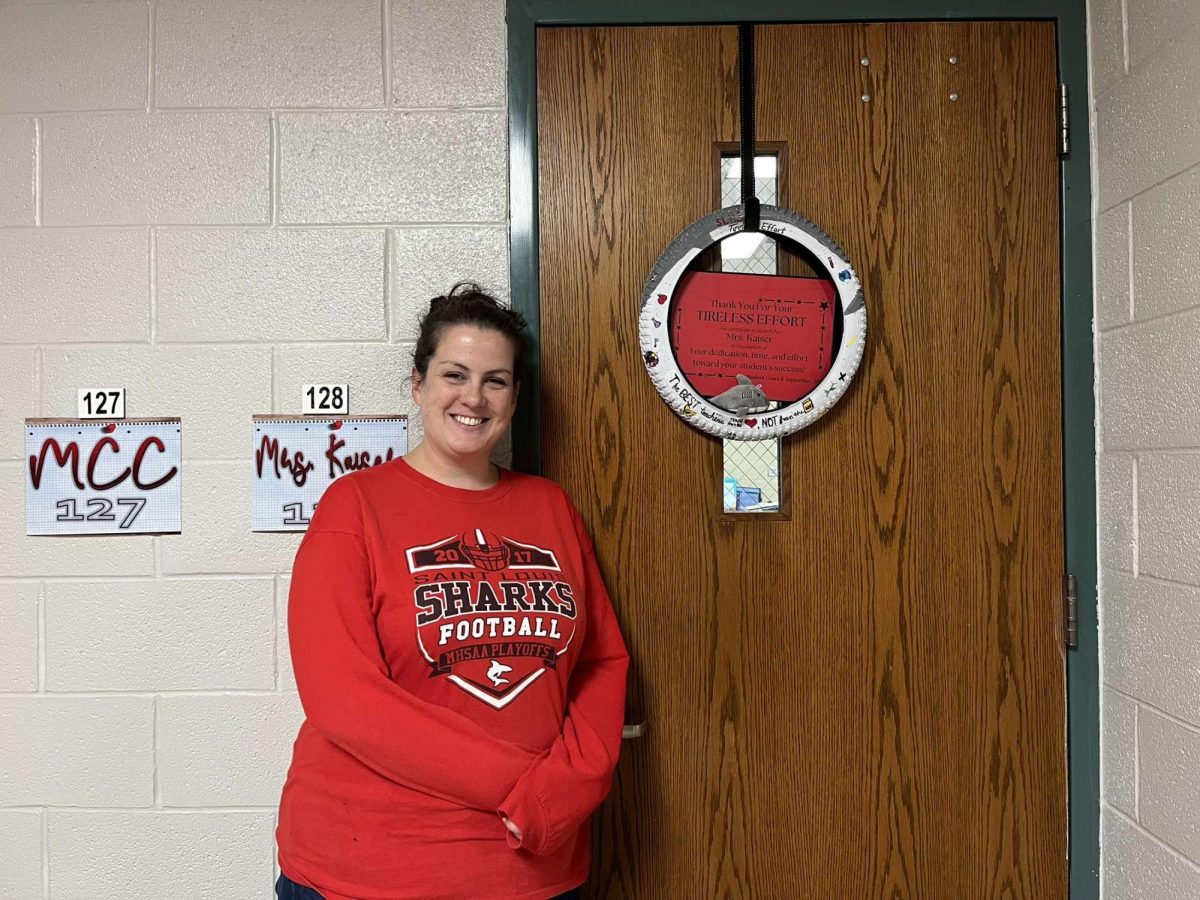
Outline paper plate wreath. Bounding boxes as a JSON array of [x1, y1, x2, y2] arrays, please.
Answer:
[[639, 203, 867, 441]]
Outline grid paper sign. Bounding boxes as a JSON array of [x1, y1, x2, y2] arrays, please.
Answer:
[[252, 416, 408, 532], [26, 419, 182, 535]]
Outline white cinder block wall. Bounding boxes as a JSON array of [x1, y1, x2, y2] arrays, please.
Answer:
[[0, 1, 506, 896], [11, 0, 1199, 895], [1089, 0, 1200, 895]]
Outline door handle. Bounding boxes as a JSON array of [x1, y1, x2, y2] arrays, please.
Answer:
[[622, 721, 646, 739]]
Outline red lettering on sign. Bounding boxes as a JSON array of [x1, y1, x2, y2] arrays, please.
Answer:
[[132, 436, 178, 491], [325, 433, 345, 478], [256, 435, 315, 488], [29, 439, 84, 490], [29, 435, 177, 491], [326, 433, 395, 479], [87, 436, 130, 491]]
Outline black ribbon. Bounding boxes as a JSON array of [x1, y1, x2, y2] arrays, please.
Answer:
[[739, 23, 760, 233]]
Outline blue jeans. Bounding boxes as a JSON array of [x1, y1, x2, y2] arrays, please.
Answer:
[[275, 875, 323, 900], [275, 873, 582, 900]]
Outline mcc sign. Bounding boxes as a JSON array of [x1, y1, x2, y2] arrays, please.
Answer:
[[25, 419, 182, 535]]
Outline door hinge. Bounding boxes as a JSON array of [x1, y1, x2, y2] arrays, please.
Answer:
[[1058, 83, 1070, 157], [1064, 574, 1078, 649]]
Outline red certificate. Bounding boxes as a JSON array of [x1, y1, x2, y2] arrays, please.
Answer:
[[669, 271, 837, 402]]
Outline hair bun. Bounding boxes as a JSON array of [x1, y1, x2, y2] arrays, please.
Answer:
[[411, 282, 530, 382]]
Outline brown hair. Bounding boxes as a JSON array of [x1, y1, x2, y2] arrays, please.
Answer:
[[412, 283, 528, 381]]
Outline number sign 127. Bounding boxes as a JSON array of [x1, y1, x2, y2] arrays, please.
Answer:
[[56, 497, 146, 528], [302, 384, 349, 415], [78, 388, 126, 419]]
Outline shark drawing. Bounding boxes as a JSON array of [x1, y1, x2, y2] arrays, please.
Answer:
[[487, 660, 513, 687]]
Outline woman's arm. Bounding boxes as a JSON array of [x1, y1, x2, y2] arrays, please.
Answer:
[[289, 479, 537, 811], [497, 511, 630, 855]]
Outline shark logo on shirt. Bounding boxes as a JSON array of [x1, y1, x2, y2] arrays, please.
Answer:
[[487, 660, 512, 687]]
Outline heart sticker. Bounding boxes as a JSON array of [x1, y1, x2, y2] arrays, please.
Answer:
[[101, 423, 117, 433], [330, 420, 344, 430], [744, 418, 758, 427], [657, 293, 668, 304]]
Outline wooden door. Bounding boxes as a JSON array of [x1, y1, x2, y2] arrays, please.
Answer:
[[537, 22, 1066, 898]]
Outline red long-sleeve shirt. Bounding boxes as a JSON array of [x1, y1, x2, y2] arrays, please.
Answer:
[[277, 458, 629, 900]]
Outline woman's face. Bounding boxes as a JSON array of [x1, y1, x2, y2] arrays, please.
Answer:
[[411, 325, 519, 467]]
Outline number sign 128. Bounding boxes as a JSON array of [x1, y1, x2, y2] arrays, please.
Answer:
[[302, 384, 349, 415]]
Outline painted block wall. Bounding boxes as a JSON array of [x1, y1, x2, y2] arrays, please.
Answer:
[[1088, 0, 1200, 894], [0, 0, 506, 896]]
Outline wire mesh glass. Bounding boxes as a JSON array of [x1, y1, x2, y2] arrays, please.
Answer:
[[721, 155, 782, 513]]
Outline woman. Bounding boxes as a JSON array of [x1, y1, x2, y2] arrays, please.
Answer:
[[276, 283, 629, 900]]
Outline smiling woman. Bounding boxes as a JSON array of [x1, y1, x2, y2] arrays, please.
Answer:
[[275, 283, 629, 900], [406, 284, 525, 489]]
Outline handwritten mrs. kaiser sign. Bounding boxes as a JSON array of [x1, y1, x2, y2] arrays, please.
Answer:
[[251, 416, 408, 532]]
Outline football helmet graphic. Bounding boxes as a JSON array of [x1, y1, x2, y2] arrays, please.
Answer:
[[460, 528, 510, 571]]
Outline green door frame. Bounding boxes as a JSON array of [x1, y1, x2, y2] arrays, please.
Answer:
[[506, 2, 1097, 896]]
